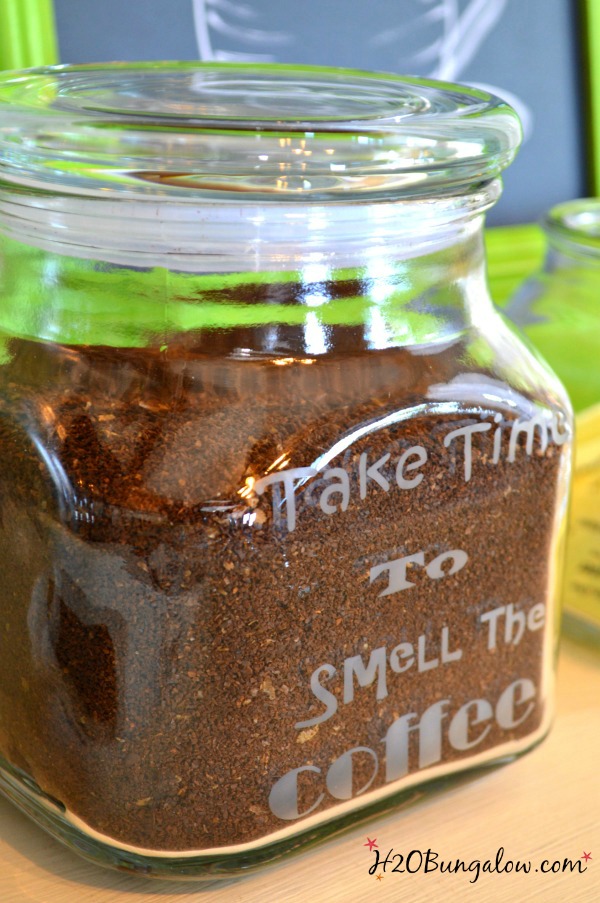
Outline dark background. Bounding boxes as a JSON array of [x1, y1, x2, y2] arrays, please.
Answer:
[[53, 0, 585, 226]]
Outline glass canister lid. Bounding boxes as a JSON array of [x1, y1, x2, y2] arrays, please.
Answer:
[[0, 62, 522, 200]]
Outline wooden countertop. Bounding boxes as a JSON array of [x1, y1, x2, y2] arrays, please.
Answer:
[[0, 636, 598, 902]]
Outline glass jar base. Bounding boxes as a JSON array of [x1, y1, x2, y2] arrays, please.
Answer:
[[0, 731, 551, 880]]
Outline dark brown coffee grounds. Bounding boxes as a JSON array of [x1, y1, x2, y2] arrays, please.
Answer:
[[0, 333, 565, 851]]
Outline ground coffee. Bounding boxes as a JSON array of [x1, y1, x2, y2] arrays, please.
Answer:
[[0, 326, 567, 853]]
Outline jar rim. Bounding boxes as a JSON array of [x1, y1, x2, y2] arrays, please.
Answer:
[[0, 61, 521, 203], [544, 198, 600, 257]]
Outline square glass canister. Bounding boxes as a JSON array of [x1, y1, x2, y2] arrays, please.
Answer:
[[0, 63, 571, 877]]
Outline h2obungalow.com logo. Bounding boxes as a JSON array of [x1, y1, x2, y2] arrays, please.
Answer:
[[364, 838, 592, 885]]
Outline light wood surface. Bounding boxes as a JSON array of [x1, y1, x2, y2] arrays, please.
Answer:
[[0, 636, 598, 902]]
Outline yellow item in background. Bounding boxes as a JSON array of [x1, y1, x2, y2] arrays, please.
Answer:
[[563, 403, 600, 641]]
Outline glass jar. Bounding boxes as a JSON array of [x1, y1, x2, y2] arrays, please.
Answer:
[[508, 199, 600, 639], [0, 62, 572, 878]]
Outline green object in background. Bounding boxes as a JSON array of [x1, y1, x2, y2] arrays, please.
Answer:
[[504, 199, 600, 414], [0, 0, 58, 70], [583, 0, 600, 195], [485, 223, 545, 309]]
